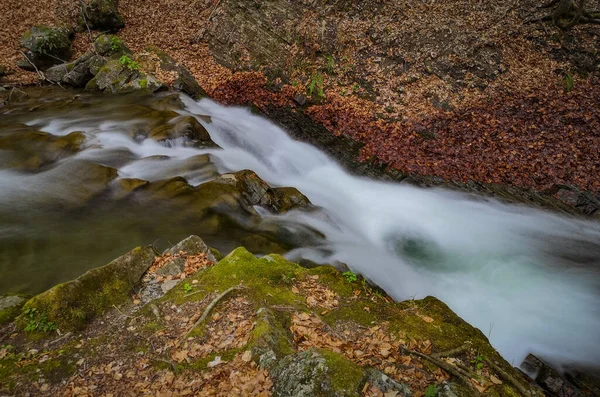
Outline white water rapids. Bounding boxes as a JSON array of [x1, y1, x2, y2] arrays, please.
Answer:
[[2, 92, 600, 373]]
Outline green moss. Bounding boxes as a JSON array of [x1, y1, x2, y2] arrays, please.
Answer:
[[319, 349, 364, 396], [209, 247, 224, 261], [17, 246, 155, 332], [38, 358, 76, 383]]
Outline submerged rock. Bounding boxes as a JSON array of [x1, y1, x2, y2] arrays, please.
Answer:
[[18, 26, 73, 70], [149, 116, 218, 148], [80, 0, 124, 33], [17, 246, 155, 331]]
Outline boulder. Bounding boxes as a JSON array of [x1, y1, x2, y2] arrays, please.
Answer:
[[45, 52, 105, 87], [271, 349, 365, 396], [137, 46, 207, 99], [80, 0, 124, 33], [148, 116, 217, 147], [0, 295, 28, 324], [156, 235, 218, 276], [17, 246, 155, 331], [92, 34, 131, 57], [85, 58, 163, 94], [0, 65, 5, 77], [19, 26, 73, 70], [364, 368, 412, 397]]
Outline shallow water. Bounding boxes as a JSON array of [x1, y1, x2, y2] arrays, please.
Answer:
[[1, 89, 599, 373]]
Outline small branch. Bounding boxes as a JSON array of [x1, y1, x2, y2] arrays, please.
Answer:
[[405, 348, 478, 393], [484, 356, 532, 396], [19, 50, 46, 81], [184, 285, 245, 338], [79, 0, 96, 50], [112, 304, 139, 319], [49, 332, 72, 345], [538, 0, 561, 9], [431, 344, 470, 359]]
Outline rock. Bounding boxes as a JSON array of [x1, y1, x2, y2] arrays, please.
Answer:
[[160, 279, 179, 293], [293, 94, 307, 106], [85, 58, 163, 94], [164, 235, 217, 261], [138, 46, 207, 99], [0, 65, 5, 77], [271, 348, 364, 396], [81, 0, 124, 33], [0, 295, 28, 324], [521, 354, 587, 397], [18, 246, 155, 331], [364, 368, 412, 397], [19, 26, 73, 70], [45, 52, 101, 87], [149, 116, 217, 148], [92, 34, 131, 57], [155, 257, 187, 276], [272, 187, 311, 212]]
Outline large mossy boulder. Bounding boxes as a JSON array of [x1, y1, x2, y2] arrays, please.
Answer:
[[80, 0, 124, 33], [85, 57, 162, 94], [46, 52, 107, 87], [17, 246, 155, 331], [18, 26, 73, 70]]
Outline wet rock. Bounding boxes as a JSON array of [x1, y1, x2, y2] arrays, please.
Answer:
[[272, 187, 311, 213], [19, 26, 73, 70], [18, 246, 155, 331], [521, 354, 587, 397], [149, 116, 217, 148], [0, 128, 85, 171], [0, 295, 28, 324], [110, 178, 149, 200], [364, 368, 412, 396], [80, 0, 124, 33]]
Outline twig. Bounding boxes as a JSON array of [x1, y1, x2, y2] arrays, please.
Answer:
[[484, 356, 532, 396], [184, 285, 245, 338], [112, 304, 140, 320], [19, 51, 46, 81], [405, 348, 478, 393], [183, 289, 206, 298], [431, 343, 470, 359], [79, 0, 96, 50], [48, 332, 72, 346]]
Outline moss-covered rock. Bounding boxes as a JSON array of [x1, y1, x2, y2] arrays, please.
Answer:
[[0, 295, 28, 324], [45, 51, 109, 87], [80, 0, 124, 33], [93, 34, 131, 57], [270, 348, 363, 397], [19, 26, 73, 70], [85, 58, 162, 94], [17, 246, 155, 331]]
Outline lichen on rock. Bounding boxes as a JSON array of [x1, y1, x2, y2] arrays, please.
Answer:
[[80, 0, 125, 33]]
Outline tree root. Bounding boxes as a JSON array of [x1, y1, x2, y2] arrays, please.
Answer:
[[484, 356, 534, 397], [529, 0, 600, 28], [184, 285, 246, 338], [404, 348, 479, 393], [431, 343, 470, 359]]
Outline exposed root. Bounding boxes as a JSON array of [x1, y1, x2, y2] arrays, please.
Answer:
[[431, 343, 470, 360], [184, 285, 246, 338], [529, 0, 600, 28], [484, 356, 533, 397]]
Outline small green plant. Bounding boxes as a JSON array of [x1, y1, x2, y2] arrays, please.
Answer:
[[119, 55, 140, 71], [23, 307, 57, 333], [424, 384, 438, 397], [325, 54, 335, 74], [139, 78, 148, 89], [183, 283, 193, 293], [110, 36, 123, 51], [472, 354, 485, 370], [343, 271, 358, 283], [563, 73, 574, 93], [307, 72, 324, 99]]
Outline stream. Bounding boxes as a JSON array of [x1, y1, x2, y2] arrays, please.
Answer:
[[1, 88, 599, 374]]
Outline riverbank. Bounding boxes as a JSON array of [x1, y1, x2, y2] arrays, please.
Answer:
[[1, 0, 599, 217], [0, 235, 544, 396]]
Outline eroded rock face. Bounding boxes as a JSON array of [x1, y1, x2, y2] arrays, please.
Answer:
[[149, 116, 217, 148], [18, 26, 73, 70], [81, 0, 125, 33], [18, 246, 155, 330]]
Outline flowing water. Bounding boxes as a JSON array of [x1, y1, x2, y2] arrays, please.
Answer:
[[1, 89, 599, 373]]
